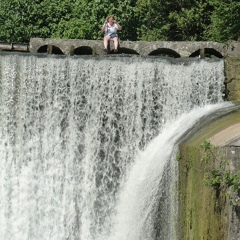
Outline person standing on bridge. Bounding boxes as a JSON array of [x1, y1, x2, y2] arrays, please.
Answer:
[[101, 15, 122, 53]]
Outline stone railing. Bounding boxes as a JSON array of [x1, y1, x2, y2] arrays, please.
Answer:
[[29, 38, 240, 58]]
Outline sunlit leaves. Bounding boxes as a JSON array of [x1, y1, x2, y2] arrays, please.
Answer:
[[0, 0, 239, 42], [204, 0, 240, 42]]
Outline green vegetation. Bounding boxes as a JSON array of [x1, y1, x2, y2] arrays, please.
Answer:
[[201, 140, 240, 206], [0, 0, 239, 43], [178, 145, 227, 240], [178, 110, 240, 240]]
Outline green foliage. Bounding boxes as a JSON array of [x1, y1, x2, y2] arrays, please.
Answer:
[[204, 0, 240, 42], [201, 139, 214, 151], [135, 0, 173, 41], [201, 140, 240, 206], [135, 0, 212, 41], [52, 0, 138, 40], [176, 152, 181, 162], [0, 0, 72, 42], [0, 0, 239, 43], [168, 1, 212, 41], [200, 140, 219, 165]]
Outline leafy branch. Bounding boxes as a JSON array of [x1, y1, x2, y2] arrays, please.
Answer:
[[201, 140, 240, 206]]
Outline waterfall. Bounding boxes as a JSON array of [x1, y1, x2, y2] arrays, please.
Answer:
[[109, 102, 234, 240], [0, 53, 226, 240]]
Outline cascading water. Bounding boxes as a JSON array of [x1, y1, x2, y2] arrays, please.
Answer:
[[0, 53, 226, 240]]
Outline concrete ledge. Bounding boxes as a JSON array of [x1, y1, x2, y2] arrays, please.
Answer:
[[0, 42, 29, 52], [209, 123, 240, 147]]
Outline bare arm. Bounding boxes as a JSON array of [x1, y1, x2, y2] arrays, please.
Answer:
[[101, 22, 107, 33], [115, 21, 122, 31]]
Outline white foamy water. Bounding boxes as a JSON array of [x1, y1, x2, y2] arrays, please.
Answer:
[[0, 54, 225, 240], [108, 102, 233, 240]]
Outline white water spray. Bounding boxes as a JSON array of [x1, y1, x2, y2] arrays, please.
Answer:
[[109, 102, 233, 240], [0, 54, 226, 240]]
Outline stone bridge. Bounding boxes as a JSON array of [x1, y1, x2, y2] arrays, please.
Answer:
[[29, 38, 240, 58]]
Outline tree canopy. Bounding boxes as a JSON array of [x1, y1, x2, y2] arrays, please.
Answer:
[[0, 0, 239, 43]]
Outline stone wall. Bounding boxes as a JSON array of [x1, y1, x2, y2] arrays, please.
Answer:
[[178, 108, 240, 240], [220, 147, 240, 240], [225, 57, 240, 102], [29, 38, 240, 58], [178, 145, 228, 240]]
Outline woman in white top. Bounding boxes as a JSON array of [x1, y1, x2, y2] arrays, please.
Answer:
[[101, 15, 122, 53]]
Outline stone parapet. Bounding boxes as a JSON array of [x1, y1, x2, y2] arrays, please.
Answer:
[[29, 38, 240, 58], [225, 57, 240, 102]]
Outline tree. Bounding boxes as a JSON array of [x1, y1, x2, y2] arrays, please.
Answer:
[[204, 0, 240, 42], [51, 0, 138, 40], [0, 0, 72, 42], [0, 0, 239, 43], [135, 0, 212, 41]]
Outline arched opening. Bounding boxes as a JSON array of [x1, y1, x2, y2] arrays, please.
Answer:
[[51, 45, 64, 55], [189, 48, 223, 58], [205, 48, 223, 58], [74, 46, 92, 55], [37, 45, 48, 53], [116, 47, 139, 55], [149, 48, 181, 58], [37, 45, 64, 55]]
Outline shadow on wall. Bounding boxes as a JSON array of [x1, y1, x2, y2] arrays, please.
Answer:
[[190, 48, 223, 58]]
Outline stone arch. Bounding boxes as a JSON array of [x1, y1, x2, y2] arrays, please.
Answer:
[[37, 45, 64, 55], [74, 46, 92, 55], [148, 48, 181, 58], [189, 48, 223, 58], [118, 47, 139, 55]]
